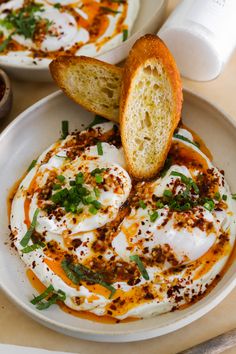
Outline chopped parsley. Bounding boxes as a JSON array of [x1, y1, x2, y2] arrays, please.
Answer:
[[130, 255, 149, 280]]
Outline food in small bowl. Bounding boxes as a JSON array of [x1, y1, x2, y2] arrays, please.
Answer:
[[0, 0, 139, 66], [0, 68, 12, 119], [8, 35, 236, 322]]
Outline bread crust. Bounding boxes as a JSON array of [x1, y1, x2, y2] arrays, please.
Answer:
[[50, 56, 123, 122], [120, 34, 183, 180]]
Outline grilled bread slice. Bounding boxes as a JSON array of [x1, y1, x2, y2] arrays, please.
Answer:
[[50, 56, 122, 122], [120, 34, 183, 180]]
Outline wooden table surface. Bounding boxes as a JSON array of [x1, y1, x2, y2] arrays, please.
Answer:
[[1, 1, 236, 353]]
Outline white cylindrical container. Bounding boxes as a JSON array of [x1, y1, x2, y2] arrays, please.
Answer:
[[158, 0, 236, 81]]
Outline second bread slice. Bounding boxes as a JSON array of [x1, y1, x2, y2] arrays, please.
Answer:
[[50, 56, 122, 122], [120, 34, 183, 180]]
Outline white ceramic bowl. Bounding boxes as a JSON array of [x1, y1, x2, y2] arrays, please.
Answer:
[[1, 89, 236, 342], [0, 0, 166, 82]]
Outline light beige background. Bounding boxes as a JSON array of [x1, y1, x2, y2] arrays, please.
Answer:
[[1, 1, 236, 353]]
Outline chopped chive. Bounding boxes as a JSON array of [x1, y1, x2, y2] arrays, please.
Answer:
[[27, 159, 37, 172], [21, 242, 45, 254], [53, 3, 61, 8], [232, 194, 236, 200], [123, 29, 128, 41], [222, 194, 227, 201], [97, 142, 103, 155], [62, 259, 116, 298], [61, 259, 80, 284], [20, 209, 39, 247], [171, 171, 189, 184], [160, 156, 172, 177], [91, 168, 105, 176], [69, 180, 76, 186], [163, 190, 172, 198], [91, 200, 101, 209], [61, 120, 69, 139], [139, 200, 147, 209], [95, 174, 103, 184], [150, 211, 159, 222], [94, 187, 100, 198], [35, 289, 66, 310], [174, 133, 200, 148], [100, 6, 121, 14], [87, 115, 108, 129], [214, 192, 221, 201], [52, 183, 61, 191], [31, 284, 54, 305], [83, 195, 94, 204], [156, 200, 164, 208], [89, 205, 98, 215], [0, 35, 11, 52], [57, 175, 65, 182], [75, 172, 84, 185], [55, 154, 68, 159], [203, 200, 215, 211], [130, 255, 149, 280]]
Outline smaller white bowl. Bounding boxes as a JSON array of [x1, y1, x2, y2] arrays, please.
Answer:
[[0, 0, 166, 82]]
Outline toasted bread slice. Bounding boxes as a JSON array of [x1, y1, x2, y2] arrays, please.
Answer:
[[50, 56, 122, 122], [120, 34, 183, 180]]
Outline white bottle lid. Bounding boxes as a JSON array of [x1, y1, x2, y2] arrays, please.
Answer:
[[158, 0, 236, 81]]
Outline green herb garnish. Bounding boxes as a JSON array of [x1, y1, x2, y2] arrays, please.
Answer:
[[174, 133, 200, 148], [57, 175, 65, 183], [150, 211, 159, 223], [61, 120, 69, 139], [94, 187, 100, 198], [122, 29, 128, 41], [87, 115, 108, 129], [75, 172, 84, 185], [139, 200, 147, 209], [222, 194, 227, 201], [31, 284, 54, 305], [52, 183, 61, 191], [21, 242, 45, 254], [130, 255, 149, 280], [232, 194, 236, 200], [101, 6, 121, 14], [35, 290, 66, 310], [163, 190, 172, 198], [20, 209, 39, 247], [91, 168, 105, 176], [27, 159, 37, 172], [89, 205, 98, 215], [95, 174, 103, 184], [203, 199, 215, 211], [97, 141, 103, 155], [61, 259, 116, 298], [0, 36, 11, 52], [53, 3, 61, 9], [156, 201, 164, 208], [214, 192, 221, 201], [170, 171, 199, 194]]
